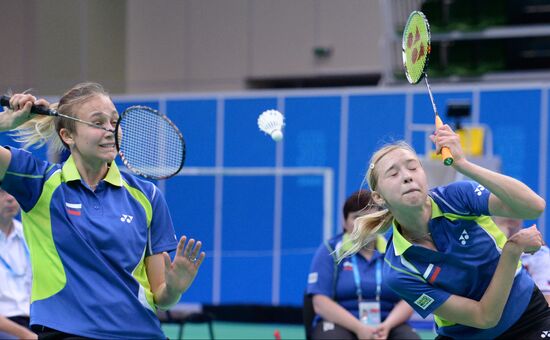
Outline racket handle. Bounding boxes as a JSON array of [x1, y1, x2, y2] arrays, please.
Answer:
[[1, 95, 55, 116], [435, 115, 454, 166]]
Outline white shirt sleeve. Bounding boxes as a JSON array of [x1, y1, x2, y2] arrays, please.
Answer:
[[522, 246, 550, 295]]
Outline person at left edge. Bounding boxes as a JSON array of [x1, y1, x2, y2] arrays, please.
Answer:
[[0, 83, 206, 339], [0, 188, 37, 339]]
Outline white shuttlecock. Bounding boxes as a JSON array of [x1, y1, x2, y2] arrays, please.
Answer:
[[258, 109, 285, 142]]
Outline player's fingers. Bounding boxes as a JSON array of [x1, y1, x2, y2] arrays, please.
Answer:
[[34, 98, 50, 108], [162, 252, 172, 271], [176, 235, 186, 257], [183, 238, 195, 259], [189, 241, 202, 261], [195, 252, 206, 268], [11, 94, 36, 111]]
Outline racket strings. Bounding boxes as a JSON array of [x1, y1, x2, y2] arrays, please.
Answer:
[[403, 11, 430, 84], [118, 107, 184, 179]]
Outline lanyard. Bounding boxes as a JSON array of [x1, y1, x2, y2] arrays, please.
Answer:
[[0, 237, 30, 277], [351, 254, 382, 302]]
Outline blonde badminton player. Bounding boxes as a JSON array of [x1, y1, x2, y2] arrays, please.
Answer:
[[340, 124, 549, 339], [0, 84, 205, 339]]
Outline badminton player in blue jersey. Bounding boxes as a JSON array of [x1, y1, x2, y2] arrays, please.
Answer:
[[340, 124, 548, 339], [0, 84, 205, 339]]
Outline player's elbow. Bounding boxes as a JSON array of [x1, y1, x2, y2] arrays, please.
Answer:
[[475, 313, 500, 329], [533, 198, 546, 217], [523, 197, 546, 219], [478, 318, 499, 329]]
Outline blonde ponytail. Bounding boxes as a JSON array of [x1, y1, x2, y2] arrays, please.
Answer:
[[10, 102, 64, 152], [337, 209, 393, 261]]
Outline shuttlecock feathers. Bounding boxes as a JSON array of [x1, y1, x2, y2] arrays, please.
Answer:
[[258, 109, 285, 141]]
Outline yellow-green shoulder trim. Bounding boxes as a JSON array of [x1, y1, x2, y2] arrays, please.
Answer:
[[384, 257, 426, 283], [121, 179, 153, 227]]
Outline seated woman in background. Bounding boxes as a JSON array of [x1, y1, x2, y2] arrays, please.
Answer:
[[307, 190, 419, 339]]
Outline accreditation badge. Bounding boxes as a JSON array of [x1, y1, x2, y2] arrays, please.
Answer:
[[359, 301, 381, 326]]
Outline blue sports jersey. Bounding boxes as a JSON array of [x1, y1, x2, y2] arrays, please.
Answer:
[[383, 181, 534, 338], [307, 233, 401, 325], [2, 147, 178, 339]]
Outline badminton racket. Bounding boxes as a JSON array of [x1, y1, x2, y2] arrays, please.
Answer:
[[402, 11, 453, 166], [1, 96, 186, 179]]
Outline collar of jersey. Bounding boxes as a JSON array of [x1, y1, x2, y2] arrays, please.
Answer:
[[392, 196, 443, 256], [61, 155, 123, 187]]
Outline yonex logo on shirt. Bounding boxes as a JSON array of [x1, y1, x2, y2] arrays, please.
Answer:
[[414, 293, 434, 310], [541, 330, 550, 338], [474, 184, 485, 196], [120, 214, 134, 223], [459, 230, 469, 245]]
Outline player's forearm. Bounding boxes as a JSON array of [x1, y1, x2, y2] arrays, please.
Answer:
[[153, 283, 182, 310], [453, 159, 545, 218], [0, 316, 36, 339], [312, 294, 364, 334], [382, 300, 414, 329], [478, 241, 523, 326]]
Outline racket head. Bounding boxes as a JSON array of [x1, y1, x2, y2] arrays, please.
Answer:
[[115, 106, 186, 180], [402, 11, 431, 84]]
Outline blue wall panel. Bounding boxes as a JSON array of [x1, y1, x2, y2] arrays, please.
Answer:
[[347, 94, 406, 193], [167, 99, 217, 167], [479, 90, 540, 190], [279, 175, 325, 305], [220, 176, 275, 303], [283, 96, 341, 235], [165, 176, 215, 303], [283, 96, 341, 168], [224, 97, 278, 167]]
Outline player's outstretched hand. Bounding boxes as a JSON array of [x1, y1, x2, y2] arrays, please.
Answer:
[[162, 235, 206, 294]]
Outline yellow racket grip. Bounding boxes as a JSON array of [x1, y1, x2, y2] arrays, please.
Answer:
[[435, 115, 454, 166]]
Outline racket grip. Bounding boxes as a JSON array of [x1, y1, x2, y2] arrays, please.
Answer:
[[0, 95, 53, 116], [434, 115, 454, 166]]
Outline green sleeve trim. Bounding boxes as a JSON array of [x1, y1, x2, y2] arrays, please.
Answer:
[[384, 257, 426, 283], [5, 171, 44, 179], [434, 314, 456, 328]]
